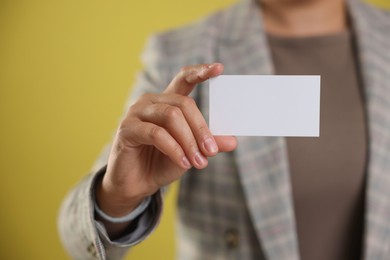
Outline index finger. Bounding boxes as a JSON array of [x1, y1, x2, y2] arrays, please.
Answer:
[[164, 63, 224, 96]]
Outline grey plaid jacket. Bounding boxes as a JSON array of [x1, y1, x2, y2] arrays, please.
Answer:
[[58, 0, 390, 259]]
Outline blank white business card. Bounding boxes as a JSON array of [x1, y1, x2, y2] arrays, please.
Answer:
[[209, 75, 320, 136]]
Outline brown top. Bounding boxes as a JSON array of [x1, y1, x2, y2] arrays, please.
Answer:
[[268, 31, 367, 260]]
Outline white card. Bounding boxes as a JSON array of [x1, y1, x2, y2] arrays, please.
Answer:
[[209, 75, 321, 136]]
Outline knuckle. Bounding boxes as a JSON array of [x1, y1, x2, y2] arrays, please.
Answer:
[[180, 96, 196, 108], [114, 125, 137, 151], [118, 120, 139, 137], [171, 142, 183, 156], [118, 120, 131, 132], [116, 127, 127, 143], [149, 126, 164, 141], [163, 106, 182, 119]]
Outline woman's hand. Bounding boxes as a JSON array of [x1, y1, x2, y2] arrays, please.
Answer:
[[96, 63, 237, 220]]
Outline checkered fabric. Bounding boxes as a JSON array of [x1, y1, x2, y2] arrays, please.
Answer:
[[58, 0, 390, 259]]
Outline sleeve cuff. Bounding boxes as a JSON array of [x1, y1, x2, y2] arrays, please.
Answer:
[[95, 190, 163, 246], [91, 166, 164, 248]]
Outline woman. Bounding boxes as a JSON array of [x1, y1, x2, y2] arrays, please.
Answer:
[[59, 0, 390, 259]]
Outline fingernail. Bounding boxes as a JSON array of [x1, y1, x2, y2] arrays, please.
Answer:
[[194, 152, 207, 167], [204, 138, 218, 154], [207, 64, 216, 69], [182, 157, 192, 169]]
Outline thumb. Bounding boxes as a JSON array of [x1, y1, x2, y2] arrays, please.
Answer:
[[164, 63, 224, 96]]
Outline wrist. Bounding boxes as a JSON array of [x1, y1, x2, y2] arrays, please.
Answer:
[[96, 176, 146, 217]]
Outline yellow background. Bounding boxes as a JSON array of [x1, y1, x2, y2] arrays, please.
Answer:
[[0, 0, 389, 259]]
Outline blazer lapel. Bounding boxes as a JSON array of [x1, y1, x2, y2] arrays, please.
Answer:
[[201, 1, 300, 259], [200, 1, 390, 259], [348, 1, 390, 259]]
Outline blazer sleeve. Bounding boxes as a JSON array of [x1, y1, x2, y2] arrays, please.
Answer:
[[57, 35, 173, 260]]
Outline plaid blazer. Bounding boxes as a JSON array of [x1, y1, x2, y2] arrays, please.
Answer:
[[58, 0, 390, 259]]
